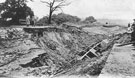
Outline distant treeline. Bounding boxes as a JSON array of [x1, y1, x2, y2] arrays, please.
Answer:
[[36, 13, 97, 26]]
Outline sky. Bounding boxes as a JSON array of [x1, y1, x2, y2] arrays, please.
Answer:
[[0, 0, 135, 22]]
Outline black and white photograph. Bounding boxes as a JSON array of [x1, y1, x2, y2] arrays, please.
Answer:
[[0, 0, 135, 78]]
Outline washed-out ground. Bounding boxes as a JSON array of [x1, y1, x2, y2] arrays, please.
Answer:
[[0, 25, 133, 78], [2, 43, 135, 78], [99, 44, 135, 78]]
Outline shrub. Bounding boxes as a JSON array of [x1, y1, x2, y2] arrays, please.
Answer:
[[83, 16, 96, 23]]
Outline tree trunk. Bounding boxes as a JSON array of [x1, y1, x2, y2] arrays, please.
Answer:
[[48, 13, 52, 24], [48, 7, 53, 24]]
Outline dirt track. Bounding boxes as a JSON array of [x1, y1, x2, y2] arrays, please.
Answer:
[[99, 44, 135, 78]]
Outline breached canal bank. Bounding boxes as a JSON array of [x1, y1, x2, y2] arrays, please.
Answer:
[[0, 24, 128, 78]]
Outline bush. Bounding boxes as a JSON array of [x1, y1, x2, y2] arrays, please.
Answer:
[[83, 16, 96, 23], [52, 13, 81, 25]]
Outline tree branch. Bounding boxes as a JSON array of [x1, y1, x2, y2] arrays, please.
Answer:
[[40, 0, 50, 5], [58, 7, 63, 13], [52, 1, 70, 12], [57, 0, 70, 7], [51, 0, 55, 6]]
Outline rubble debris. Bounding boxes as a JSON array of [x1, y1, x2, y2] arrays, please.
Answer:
[[0, 25, 122, 77], [20, 53, 49, 68], [18, 25, 116, 77]]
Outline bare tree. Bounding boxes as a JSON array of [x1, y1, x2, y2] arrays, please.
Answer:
[[41, 0, 70, 24]]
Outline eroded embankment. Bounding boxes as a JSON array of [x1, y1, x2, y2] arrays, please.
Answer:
[[0, 25, 120, 77]]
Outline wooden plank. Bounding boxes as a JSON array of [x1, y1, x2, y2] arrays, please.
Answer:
[[89, 48, 98, 57], [79, 42, 101, 60], [79, 39, 110, 60]]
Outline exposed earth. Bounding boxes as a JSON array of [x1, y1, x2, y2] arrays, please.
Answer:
[[0, 24, 134, 78]]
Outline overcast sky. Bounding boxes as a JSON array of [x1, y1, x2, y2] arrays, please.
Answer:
[[0, 0, 135, 21]]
